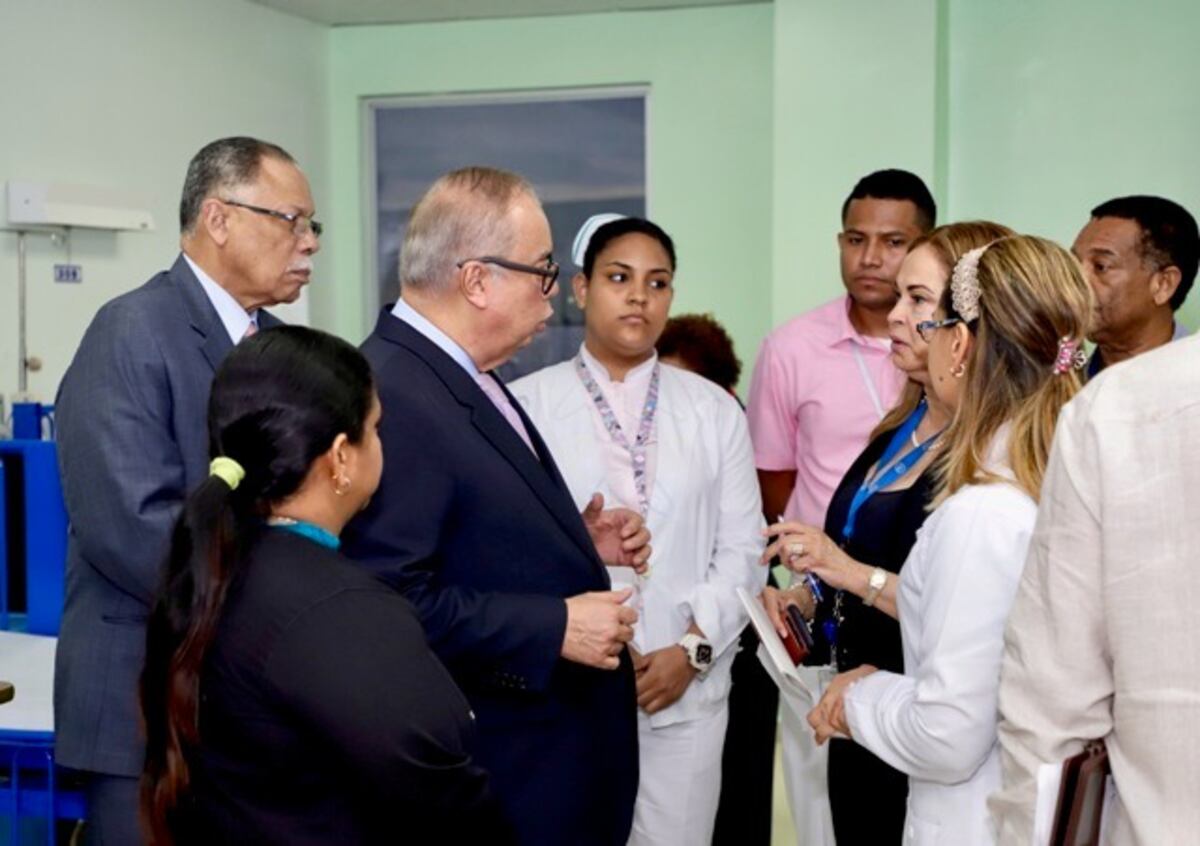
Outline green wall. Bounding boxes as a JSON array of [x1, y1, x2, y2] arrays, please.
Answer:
[[944, 0, 1200, 330], [327, 4, 776, 371], [6, 0, 1197, 404], [771, 0, 939, 325]]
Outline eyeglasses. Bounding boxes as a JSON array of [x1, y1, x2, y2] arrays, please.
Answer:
[[915, 317, 962, 342], [220, 199, 323, 238], [456, 255, 560, 297]]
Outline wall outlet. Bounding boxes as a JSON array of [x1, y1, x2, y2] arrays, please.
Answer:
[[54, 264, 82, 283]]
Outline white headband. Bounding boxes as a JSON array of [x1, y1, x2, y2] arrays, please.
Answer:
[[571, 213, 626, 268]]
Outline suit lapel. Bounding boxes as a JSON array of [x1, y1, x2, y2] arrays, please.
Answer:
[[377, 313, 607, 575], [498, 378, 609, 575], [170, 254, 234, 374]]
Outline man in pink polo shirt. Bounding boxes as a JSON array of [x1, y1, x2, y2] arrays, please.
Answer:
[[749, 169, 935, 528], [746, 168, 935, 843]]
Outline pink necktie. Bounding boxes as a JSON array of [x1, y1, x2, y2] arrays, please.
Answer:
[[475, 372, 537, 455], [241, 320, 258, 341]]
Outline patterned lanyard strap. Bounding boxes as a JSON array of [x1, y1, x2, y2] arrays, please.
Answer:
[[574, 355, 661, 516]]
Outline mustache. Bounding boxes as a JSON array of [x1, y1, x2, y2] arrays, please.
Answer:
[[288, 260, 313, 274]]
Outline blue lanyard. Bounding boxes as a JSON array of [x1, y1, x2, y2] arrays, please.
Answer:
[[841, 401, 935, 542], [269, 518, 341, 551], [822, 401, 938, 665]]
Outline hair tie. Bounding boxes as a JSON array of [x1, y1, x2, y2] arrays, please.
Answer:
[[1053, 337, 1087, 375], [209, 456, 245, 490], [571, 213, 626, 268]]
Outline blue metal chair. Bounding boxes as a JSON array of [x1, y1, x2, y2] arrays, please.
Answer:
[[0, 441, 68, 636], [0, 436, 81, 843], [1, 458, 8, 631], [0, 730, 86, 846]]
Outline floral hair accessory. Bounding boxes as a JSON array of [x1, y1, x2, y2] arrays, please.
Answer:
[[1053, 337, 1087, 375], [950, 245, 986, 322]]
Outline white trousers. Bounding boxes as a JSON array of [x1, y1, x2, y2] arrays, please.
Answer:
[[778, 665, 836, 846], [627, 706, 729, 846]]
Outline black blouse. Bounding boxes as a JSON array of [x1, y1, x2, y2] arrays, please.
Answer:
[[811, 427, 936, 673], [175, 529, 505, 845]]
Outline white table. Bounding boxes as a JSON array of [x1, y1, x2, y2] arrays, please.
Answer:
[[0, 630, 57, 735]]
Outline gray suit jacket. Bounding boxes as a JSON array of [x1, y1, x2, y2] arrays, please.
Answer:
[[53, 254, 280, 776]]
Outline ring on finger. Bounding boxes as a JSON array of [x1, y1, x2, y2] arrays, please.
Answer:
[[786, 541, 805, 560]]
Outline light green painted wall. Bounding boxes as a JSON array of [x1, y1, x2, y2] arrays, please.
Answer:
[[771, 0, 939, 329], [945, 0, 1200, 330], [6, 0, 1197, 404], [327, 4, 775, 374], [0, 0, 329, 403]]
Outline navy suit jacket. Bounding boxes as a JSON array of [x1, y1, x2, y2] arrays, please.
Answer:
[[343, 311, 638, 845], [54, 255, 280, 776]]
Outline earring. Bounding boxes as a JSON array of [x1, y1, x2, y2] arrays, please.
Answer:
[[951, 363, 966, 378], [333, 472, 351, 496]]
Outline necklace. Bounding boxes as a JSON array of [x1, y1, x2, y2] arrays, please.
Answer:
[[267, 516, 341, 550]]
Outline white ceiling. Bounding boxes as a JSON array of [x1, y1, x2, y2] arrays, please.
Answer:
[[246, 0, 764, 27]]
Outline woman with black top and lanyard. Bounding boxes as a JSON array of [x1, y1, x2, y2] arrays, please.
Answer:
[[761, 221, 1012, 844]]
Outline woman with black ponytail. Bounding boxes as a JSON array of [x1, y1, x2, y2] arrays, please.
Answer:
[[140, 326, 501, 845]]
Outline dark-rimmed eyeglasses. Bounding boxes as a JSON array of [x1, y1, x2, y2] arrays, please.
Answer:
[[915, 317, 962, 342], [456, 255, 559, 297], [220, 198, 323, 238]]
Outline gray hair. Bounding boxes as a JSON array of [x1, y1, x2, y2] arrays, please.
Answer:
[[399, 166, 537, 292], [179, 137, 294, 234]]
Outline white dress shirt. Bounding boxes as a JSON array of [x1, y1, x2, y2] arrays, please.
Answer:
[[843, 445, 1036, 846], [390, 296, 479, 376], [183, 254, 258, 343]]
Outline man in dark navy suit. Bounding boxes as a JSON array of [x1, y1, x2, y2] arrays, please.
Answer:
[[344, 167, 648, 845], [55, 137, 319, 844]]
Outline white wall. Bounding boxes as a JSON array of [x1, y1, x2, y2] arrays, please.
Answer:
[[0, 0, 329, 406]]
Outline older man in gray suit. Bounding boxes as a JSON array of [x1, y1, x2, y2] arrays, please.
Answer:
[[54, 136, 320, 844]]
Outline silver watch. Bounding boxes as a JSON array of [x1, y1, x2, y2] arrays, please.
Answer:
[[679, 633, 714, 676]]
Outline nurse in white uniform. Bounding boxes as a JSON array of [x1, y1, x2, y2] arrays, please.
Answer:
[[512, 215, 766, 846]]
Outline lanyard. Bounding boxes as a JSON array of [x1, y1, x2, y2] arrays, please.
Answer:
[[574, 355, 661, 517], [841, 400, 936, 542], [823, 400, 937, 666], [267, 517, 341, 550], [852, 343, 886, 419]]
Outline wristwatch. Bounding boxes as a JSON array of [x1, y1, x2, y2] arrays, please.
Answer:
[[679, 633, 714, 676], [863, 567, 888, 607]]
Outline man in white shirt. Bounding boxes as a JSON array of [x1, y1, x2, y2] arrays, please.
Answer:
[[55, 136, 319, 844], [992, 333, 1200, 844]]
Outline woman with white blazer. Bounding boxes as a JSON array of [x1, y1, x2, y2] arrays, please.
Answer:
[[512, 215, 766, 846], [766, 234, 1093, 845]]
